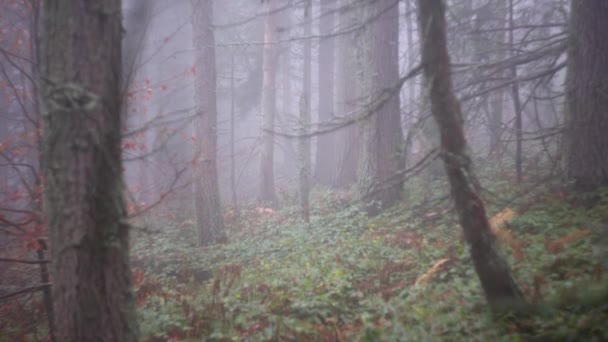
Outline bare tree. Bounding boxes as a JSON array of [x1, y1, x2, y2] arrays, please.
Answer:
[[417, 0, 524, 307], [39, 0, 139, 339], [192, 0, 226, 245]]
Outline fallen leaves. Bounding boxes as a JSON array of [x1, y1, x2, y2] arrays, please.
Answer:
[[545, 229, 592, 254]]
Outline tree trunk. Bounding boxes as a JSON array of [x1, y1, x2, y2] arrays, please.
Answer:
[[357, 0, 404, 216], [333, 0, 360, 189], [509, 0, 523, 183], [192, 0, 225, 246], [299, 0, 312, 223], [565, 0, 608, 190], [417, 0, 524, 307], [259, 0, 280, 204], [314, 0, 337, 186], [230, 55, 238, 211], [406, 0, 419, 103], [39, 0, 139, 340], [279, 2, 298, 183]]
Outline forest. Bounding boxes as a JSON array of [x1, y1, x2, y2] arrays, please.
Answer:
[[1, 0, 607, 340]]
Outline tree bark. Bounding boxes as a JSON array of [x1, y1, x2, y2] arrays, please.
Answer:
[[279, 1, 298, 182], [299, 0, 312, 223], [192, 0, 226, 246], [357, 0, 404, 216], [417, 0, 524, 307], [509, 0, 523, 183], [230, 55, 238, 211], [259, 0, 280, 204], [405, 0, 417, 104], [333, 0, 360, 189], [314, 0, 337, 186], [565, 0, 608, 190], [39, 0, 139, 340]]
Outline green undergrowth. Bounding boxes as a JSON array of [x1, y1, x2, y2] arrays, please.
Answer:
[[132, 182, 608, 341]]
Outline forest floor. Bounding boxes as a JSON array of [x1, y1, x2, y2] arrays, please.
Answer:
[[132, 174, 608, 341]]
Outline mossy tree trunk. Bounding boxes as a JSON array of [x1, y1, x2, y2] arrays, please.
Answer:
[[39, 0, 139, 340]]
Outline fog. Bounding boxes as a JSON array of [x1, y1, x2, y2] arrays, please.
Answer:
[[119, 0, 568, 212], [2, 0, 607, 340]]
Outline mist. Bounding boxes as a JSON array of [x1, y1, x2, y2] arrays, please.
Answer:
[[1, 0, 607, 340]]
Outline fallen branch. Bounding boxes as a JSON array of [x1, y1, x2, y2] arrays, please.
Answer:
[[414, 258, 452, 287], [489, 208, 524, 262]]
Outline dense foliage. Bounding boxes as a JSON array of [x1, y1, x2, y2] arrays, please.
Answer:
[[125, 176, 608, 341]]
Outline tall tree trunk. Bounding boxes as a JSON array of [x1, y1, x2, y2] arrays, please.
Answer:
[[487, 92, 505, 158], [299, 0, 312, 222], [509, 0, 523, 183], [279, 1, 298, 182], [417, 0, 524, 307], [488, 0, 506, 159], [405, 0, 416, 104], [565, 0, 608, 190], [259, 0, 280, 204], [230, 55, 238, 211], [314, 0, 337, 186], [192, 0, 225, 246], [357, 0, 404, 216], [333, 0, 360, 189], [39, 0, 139, 340]]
